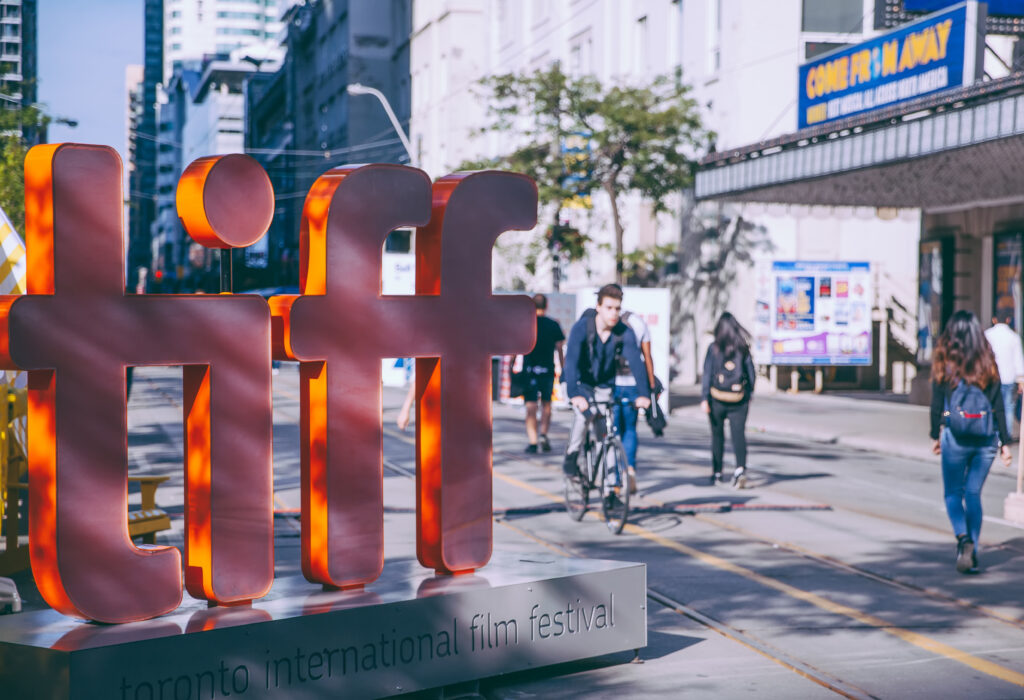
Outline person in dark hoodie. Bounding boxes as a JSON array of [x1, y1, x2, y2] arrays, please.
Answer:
[[562, 284, 651, 478], [701, 312, 757, 488]]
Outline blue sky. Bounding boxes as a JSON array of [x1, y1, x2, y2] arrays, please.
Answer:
[[38, 0, 143, 165]]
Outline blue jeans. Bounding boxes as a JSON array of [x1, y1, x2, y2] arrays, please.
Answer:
[[940, 430, 997, 544], [1000, 383, 1017, 438], [612, 384, 639, 469]]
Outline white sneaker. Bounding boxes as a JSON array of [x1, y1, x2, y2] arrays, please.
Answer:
[[731, 466, 747, 489]]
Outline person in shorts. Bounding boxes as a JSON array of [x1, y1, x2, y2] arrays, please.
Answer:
[[522, 294, 565, 453]]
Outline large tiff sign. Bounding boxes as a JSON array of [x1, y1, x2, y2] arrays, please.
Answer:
[[0, 143, 536, 623]]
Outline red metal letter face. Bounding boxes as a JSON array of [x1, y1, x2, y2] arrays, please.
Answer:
[[272, 166, 536, 588], [0, 144, 274, 622], [414, 173, 537, 573]]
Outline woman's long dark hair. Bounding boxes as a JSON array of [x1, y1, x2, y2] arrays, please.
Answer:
[[932, 310, 999, 388], [713, 312, 751, 359]]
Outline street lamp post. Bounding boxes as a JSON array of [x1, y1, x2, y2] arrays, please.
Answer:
[[346, 83, 414, 166], [0, 92, 78, 128]]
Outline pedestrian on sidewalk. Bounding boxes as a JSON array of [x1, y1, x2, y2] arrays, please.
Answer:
[[984, 311, 1024, 440], [930, 310, 1013, 574], [701, 312, 756, 488], [521, 294, 565, 454]]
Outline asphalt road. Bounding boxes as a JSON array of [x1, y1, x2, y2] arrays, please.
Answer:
[[17, 364, 1022, 699]]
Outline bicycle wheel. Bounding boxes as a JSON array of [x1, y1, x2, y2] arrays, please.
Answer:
[[563, 471, 589, 521], [563, 443, 592, 521], [600, 439, 630, 534]]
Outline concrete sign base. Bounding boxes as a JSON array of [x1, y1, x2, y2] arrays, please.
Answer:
[[0, 553, 646, 699]]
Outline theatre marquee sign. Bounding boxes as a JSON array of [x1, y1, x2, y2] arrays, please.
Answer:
[[798, 1, 985, 129]]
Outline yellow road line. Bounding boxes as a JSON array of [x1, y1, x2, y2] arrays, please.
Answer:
[[495, 519, 574, 558], [621, 522, 1024, 687], [493, 469, 563, 504], [495, 466, 1024, 689], [379, 428, 1024, 687]]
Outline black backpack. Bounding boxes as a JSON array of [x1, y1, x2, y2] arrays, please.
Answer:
[[944, 380, 996, 440], [709, 347, 747, 403]]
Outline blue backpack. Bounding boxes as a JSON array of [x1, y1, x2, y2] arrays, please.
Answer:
[[944, 380, 995, 440]]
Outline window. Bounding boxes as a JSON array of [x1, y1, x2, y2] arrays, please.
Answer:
[[216, 27, 262, 36], [384, 229, 411, 253], [802, 0, 863, 33], [216, 11, 263, 20], [707, 0, 721, 73], [569, 29, 592, 76], [805, 41, 849, 60], [634, 16, 648, 74], [170, 26, 182, 34]]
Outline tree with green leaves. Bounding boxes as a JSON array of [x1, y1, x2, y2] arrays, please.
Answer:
[[0, 104, 52, 234], [465, 65, 713, 286]]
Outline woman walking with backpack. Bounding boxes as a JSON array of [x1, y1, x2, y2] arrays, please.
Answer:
[[931, 310, 1013, 574], [701, 313, 757, 487]]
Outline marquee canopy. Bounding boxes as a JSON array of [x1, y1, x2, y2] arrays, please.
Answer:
[[695, 73, 1024, 211]]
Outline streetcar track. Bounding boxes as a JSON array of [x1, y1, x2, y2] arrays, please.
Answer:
[[384, 452, 876, 697], [483, 461, 1024, 689], [133, 369, 1024, 693], [150, 371, 1024, 639], [646, 588, 880, 700], [504, 447, 1024, 633]]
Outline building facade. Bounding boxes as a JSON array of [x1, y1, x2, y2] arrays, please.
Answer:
[[127, 0, 163, 292], [694, 0, 1024, 398], [246, 0, 413, 285], [413, 0, 1024, 392], [163, 0, 282, 80]]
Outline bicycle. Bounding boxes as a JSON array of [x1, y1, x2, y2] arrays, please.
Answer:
[[563, 398, 632, 534]]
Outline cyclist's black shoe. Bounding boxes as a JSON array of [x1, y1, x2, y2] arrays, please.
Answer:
[[709, 471, 723, 486], [539, 434, 551, 452], [562, 452, 579, 476], [524, 444, 538, 454]]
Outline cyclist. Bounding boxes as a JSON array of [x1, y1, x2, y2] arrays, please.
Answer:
[[562, 284, 651, 480]]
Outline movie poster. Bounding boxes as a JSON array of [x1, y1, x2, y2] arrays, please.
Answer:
[[769, 261, 872, 365], [917, 241, 944, 365], [993, 232, 1022, 333]]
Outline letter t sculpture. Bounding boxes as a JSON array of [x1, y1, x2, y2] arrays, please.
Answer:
[[0, 145, 275, 623]]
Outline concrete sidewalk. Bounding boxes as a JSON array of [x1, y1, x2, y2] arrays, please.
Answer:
[[670, 384, 937, 463]]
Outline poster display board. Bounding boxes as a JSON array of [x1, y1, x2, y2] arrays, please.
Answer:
[[917, 240, 950, 365], [761, 261, 873, 366], [993, 232, 1023, 332]]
